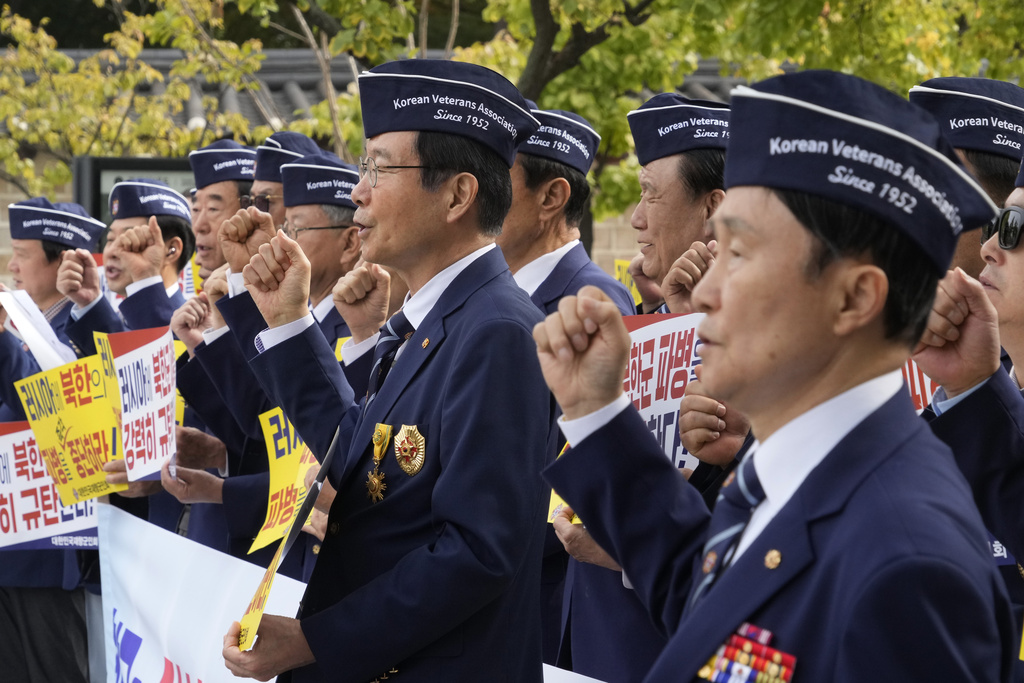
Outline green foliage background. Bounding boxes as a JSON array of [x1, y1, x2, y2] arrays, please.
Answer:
[[1, 0, 1022, 219]]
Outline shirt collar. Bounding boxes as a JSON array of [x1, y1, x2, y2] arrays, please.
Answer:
[[311, 295, 335, 323], [43, 296, 70, 324], [750, 369, 904, 508], [512, 239, 579, 296], [402, 243, 496, 329]]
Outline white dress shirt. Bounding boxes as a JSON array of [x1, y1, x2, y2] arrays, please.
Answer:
[[512, 239, 578, 296]]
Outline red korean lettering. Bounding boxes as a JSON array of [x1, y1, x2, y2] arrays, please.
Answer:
[[60, 368, 78, 408], [0, 492, 16, 533], [20, 487, 41, 530]]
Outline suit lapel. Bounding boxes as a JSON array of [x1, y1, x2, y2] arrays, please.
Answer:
[[666, 388, 925, 672], [346, 248, 510, 469], [530, 243, 589, 313]]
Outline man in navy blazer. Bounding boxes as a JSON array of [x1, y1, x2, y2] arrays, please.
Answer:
[[496, 104, 634, 666], [913, 167, 1024, 680], [221, 60, 553, 682], [534, 71, 1017, 682], [57, 179, 194, 356]]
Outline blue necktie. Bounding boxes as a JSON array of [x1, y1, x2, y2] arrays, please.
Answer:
[[685, 454, 766, 613], [364, 311, 414, 408]]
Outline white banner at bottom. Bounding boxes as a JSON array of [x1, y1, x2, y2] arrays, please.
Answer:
[[98, 504, 306, 683]]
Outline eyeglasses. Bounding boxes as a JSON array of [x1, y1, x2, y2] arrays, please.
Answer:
[[281, 221, 353, 239], [358, 156, 433, 188], [239, 193, 283, 213], [981, 206, 1024, 250]]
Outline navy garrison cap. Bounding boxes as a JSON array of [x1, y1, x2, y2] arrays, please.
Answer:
[[518, 108, 601, 175], [188, 139, 256, 189], [726, 70, 997, 273], [909, 77, 1024, 161], [109, 179, 191, 224], [9, 198, 104, 251], [357, 60, 540, 167], [254, 132, 322, 183], [281, 152, 359, 209], [627, 93, 729, 166]]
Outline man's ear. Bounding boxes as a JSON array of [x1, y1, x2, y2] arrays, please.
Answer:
[[445, 172, 480, 224], [164, 236, 184, 266], [832, 262, 888, 338], [538, 177, 571, 221]]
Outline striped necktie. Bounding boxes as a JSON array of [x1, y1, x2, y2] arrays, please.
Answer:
[[685, 454, 766, 613], [364, 311, 414, 409]]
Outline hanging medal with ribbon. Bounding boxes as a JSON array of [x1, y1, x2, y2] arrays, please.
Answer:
[[367, 423, 393, 503]]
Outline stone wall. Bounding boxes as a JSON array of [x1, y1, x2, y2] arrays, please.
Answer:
[[590, 204, 638, 278]]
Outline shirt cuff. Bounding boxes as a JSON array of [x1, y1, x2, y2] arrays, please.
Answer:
[[340, 333, 379, 365], [932, 376, 990, 416], [70, 295, 102, 320], [201, 326, 231, 345], [125, 275, 162, 297], [227, 271, 247, 298], [558, 393, 632, 447], [254, 314, 315, 353]]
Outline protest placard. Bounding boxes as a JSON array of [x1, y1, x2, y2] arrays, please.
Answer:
[[99, 504, 305, 683], [103, 327, 177, 481], [0, 421, 95, 550], [14, 355, 126, 505], [249, 407, 318, 553]]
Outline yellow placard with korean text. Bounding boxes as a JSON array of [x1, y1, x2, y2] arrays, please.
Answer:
[[547, 442, 581, 525], [238, 537, 286, 651], [249, 407, 317, 553], [14, 356, 127, 506], [614, 258, 642, 307]]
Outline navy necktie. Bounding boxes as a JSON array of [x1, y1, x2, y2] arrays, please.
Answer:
[[685, 454, 766, 613], [365, 311, 414, 408]]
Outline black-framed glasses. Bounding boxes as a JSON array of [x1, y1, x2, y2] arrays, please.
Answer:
[[282, 221, 353, 239], [981, 206, 1024, 250], [240, 193, 283, 213], [358, 156, 433, 188]]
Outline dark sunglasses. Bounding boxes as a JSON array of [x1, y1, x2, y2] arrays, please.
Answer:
[[981, 206, 1024, 250], [239, 193, 282, 213]]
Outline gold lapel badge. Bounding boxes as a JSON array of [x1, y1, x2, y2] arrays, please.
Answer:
[[366, 423, 393, 503], [395, 424, 426, 476], [764, 549, 782, 569]]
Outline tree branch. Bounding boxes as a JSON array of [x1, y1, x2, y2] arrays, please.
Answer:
[[443, 0, 460, 59], [292, 5, 350, 161], [517, 0, 559, 100], [419, 0, 430, 58], [521, 0, 659, 100], [285, 0, 342, 37]]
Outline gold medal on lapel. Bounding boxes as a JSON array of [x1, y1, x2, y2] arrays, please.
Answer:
[[366, 423, 393, 503], [394, 425, 426, 476]]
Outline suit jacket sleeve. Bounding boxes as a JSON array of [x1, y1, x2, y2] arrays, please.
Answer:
[[118, 283, 179, 330], [927, 370, 1024, 560], [195, 333, 274, 441], [65, 298, 127, 356], [299, 318, 553, 681], [248, 323, 357, 462], [834, 555, 1016, 682], [0, 332, 39, 419], [543, 405, 711, 635], [218, 292, 270, 363]]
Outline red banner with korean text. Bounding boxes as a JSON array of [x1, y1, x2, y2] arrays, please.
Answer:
[[0, 421, 96, 550]]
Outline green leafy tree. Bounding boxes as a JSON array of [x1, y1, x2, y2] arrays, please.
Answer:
[[1, 0, 1022, 220]]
